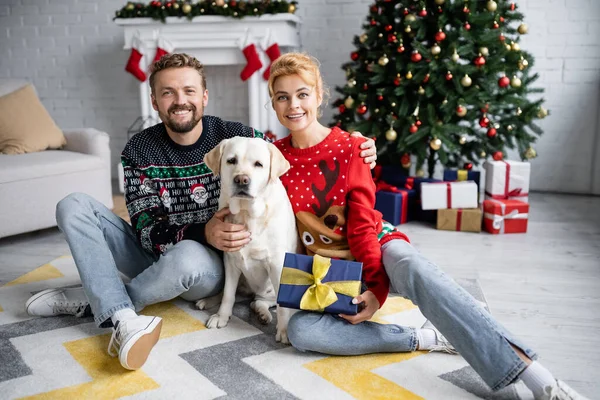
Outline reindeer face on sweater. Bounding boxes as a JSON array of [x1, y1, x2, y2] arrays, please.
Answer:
[[296, 206, 353, 259]]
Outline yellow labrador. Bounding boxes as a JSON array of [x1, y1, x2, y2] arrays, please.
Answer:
[[199, 137, 300, 343]]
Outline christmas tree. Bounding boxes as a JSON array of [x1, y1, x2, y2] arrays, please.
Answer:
[[331, 0, 548, 178]]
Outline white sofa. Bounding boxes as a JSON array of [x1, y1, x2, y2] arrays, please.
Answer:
[[0, 80, 113, 238]]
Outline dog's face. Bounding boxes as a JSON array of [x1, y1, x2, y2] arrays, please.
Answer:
[[204, 137, 290, 200]]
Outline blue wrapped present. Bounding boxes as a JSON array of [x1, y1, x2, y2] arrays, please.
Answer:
[[375, 188, 417, 225], [277, 253, 362, 315], [443, 169, 481, 188]]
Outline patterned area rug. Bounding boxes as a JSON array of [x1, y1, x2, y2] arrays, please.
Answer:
[[0, 256, 529, 399]]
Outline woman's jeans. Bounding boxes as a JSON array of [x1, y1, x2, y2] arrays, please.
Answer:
[[287, 239, 537, 391], [56, 193, 224, 328]]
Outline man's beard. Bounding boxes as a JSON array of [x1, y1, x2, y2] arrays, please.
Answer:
[[160, 104, 203, 134]]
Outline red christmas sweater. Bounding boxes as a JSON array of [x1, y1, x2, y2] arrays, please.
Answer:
[[274, 127, 409, 307]]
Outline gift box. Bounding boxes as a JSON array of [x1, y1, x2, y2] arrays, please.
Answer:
[[483, 199, 529, 234], [484, 160, 530, 203], [443, 169, 481, 192], [375, 188, 417, 225], [277, 253, 362, 315], [420, 181, 478, 210], [437, 208, 482, 232], [375, 166, 439, 193]]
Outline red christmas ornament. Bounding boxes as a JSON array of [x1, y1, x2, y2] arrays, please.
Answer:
[[493, 151, 504, 161], [166, 2, 173, 7], [401, 153, 411, 164], [388, 34, 397, 43], [446, 72, 453, 80], [493, 21, 499, 29], [498, 76, 510, 88], [230, 0, 237, 6], [403, 8, 409, 15], [377, 95, 384, 101], [370, 19, 377, 26], [482, 103, 490, 112], [385, 24, 393, 32], [411, 51, 422, 62], [357, 104, 368, 115], [438, 6, 443, 13], [479, 116, 490, 128], [499, 16, 505, 23], [351, 51, 359, 61], [370, 5, 378, 12], [464, 22, 471, 30], [435, 30, 446, 42], [423, 74, 430, 83], [487, 128, 497, 138], [336, 120, 342, 127], [463, 6, 470, 13], [510, 3, 516, 11], [419, 8, 427, 17], [499, 34, 506, 42], [464, 163, 473, 170], [397, 45, 405, 53], [415, 120, 422, 126], [338, 104, 346, 113], [474, 55, 486, 67], [409, 124, 418, 133], [394, 77, 401, 86], [363, 83, 368, 90]]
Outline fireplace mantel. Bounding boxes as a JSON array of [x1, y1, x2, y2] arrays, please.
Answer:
[[115, 14, 301, 137]]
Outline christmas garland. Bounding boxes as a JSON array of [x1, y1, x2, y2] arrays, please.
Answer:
[[115, 1, 298, 22]]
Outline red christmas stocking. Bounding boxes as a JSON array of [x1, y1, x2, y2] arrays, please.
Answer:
[[153, 37, 174, 63], [240, 43, 263, 81], [262, 42, 281, 80], [125, 36, 147, 82]]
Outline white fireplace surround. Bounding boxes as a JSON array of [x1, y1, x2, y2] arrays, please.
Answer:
[[115, 14, 302, 138]]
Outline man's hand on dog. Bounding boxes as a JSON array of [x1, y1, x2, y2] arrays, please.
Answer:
[[205, 208, 251, 252], [338, 290, 380, 324], [350, 131, 377, 169]]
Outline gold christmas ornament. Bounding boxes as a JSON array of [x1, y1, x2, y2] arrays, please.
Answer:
[[378, 33, 383, 38], [479, 47, 489, 56], [518, 58, 529, 70], [288, 3, 296, 13], [347, 79, 356, 88], [374, 108, 379, 113], [451, 50, 459, 62], [405, 26, 412, 33], [435, 0, 445, 4], [537, 107, 549, 118], [172, 2, 180, 9], [182, 3, 192, 13], [418, 86, 425, 95], [480, 150, 487, 158], [344, 96, 355, 108], [431, 44, 441, 55], [391, 102, 397, 107], [405, 14, 416, 22], [406, 71, 413, 79], [507, 125, 514, 131], [378, 55, 389, 66], [505, 44, 512, 51], [518, 23, 528, 34], [126, 2, 135, 10], [487, 1, 497, 12], [516, 107, 522, 115], [416, 169, 425, 177], [511, 76, 522, 88], [442, 98, 448, 105], [525, 147, 537, 159], [511, 42, 521, 51], [359, 33, 368, 43], [215, 0, 225, 6], [459, 135, 467, 145], [461, 74, 472, 87], [430, 138, 442, 151], [456, 105, 467, 117], [385, 128, 398, 141]]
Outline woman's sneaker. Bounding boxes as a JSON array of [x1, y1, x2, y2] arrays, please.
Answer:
[[25, 287, 90, 317], [108, 315, 162, 370], [538, 380, 590, 400]]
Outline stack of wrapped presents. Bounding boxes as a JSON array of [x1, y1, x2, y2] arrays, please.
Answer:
[[373, 160, 531, 234]]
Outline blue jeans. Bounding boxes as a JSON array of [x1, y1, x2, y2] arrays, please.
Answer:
[[56, 193, 224, 327], [287, 239, 537, 391]]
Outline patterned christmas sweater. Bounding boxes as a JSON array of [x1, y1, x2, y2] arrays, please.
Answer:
[[274, 127, 410, 307], [121, 116, 263, 257]]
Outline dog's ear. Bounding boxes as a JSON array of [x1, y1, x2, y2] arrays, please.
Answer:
[[267, 142, 290, 182], [204, 139, 229, 176]]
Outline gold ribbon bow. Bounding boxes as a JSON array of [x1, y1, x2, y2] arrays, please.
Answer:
[[280, 254, 361, 311], [457, 170, 468, 181]]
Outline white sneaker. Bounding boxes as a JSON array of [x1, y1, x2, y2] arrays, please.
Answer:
[[421, 320, 459, 355], [107, 315, 162, 370], [538, 380, 590, 400], [25, 287, 90, 317]]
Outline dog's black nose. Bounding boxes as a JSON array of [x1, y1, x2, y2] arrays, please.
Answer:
[[234, 174, 250, 187]]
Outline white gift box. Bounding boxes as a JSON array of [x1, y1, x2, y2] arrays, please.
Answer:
[[484, 160, 530, 203], [421, 181, 478, 210]]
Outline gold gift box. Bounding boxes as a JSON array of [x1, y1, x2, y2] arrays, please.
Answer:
[[436, 208, 482, 233]]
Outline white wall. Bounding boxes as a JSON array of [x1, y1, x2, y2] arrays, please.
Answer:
[[1, 0, 599, 194]]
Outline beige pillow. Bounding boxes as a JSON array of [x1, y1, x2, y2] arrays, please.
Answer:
[[0, 84, 66, 154]]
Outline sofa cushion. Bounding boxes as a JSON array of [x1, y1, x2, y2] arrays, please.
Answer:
[[0, 150, 105, 184], [0, 84, 67, 155]]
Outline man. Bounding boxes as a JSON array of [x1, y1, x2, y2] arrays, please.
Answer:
[[25, 53, 377, 370]]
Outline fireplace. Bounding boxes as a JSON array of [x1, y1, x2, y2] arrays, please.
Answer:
[[115, 14, 301, 138]]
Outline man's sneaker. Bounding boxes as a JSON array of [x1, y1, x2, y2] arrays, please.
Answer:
[[538, 380, 590, 400], [25, 287, 90, 317], [421, 320, 459, 355], [107, 315, 162, 370]]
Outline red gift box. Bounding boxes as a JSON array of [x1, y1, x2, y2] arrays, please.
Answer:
[[483, 199, 529, 234]]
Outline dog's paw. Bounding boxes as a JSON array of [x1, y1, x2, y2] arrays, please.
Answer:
[[250, 301, 273, 325], [206, 313, 230, 329], [276, 327, 290, 344], [195, 299, 209, 310]]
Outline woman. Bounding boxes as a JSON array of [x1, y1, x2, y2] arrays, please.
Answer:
[[268, 52, 585, 400]]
